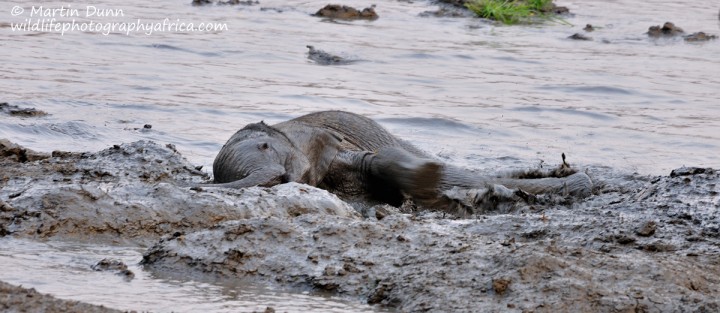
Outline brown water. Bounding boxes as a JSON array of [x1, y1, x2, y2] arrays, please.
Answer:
[[1, 0, 719, 310]]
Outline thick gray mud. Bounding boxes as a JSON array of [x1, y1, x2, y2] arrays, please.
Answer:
[[1, 140, 718, 311], [0, 281, 124, 313], [0, 140, 358, 245]]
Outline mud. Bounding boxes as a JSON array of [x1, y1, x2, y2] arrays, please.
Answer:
[[306, 46, 356, 66], [419, 6, 475, 18], [0, 140, 358, 245], [0, 281, 128, 313], [684, 32, 718, 42], [2, 140, 719, 312], [568, 33, 592, 41], [545, 4, 569, 15], [0, 102, 48, 117], [644, 22, 718, 42], [647, 22, 685, 37], [141, 165, 720, 311], [92, 259, 136, 281], [313, 5, 378, 20], [0, 139, 50, 163]]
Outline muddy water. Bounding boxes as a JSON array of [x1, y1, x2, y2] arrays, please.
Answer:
[[0, 238, 381, 312], [1, 0, 719, 310], [2, 0, 719, 174]]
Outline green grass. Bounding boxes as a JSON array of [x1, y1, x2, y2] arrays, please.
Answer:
[[526, 0, 553, 11], [465, 0, 555, 25]]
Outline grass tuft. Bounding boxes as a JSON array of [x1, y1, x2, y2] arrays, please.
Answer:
[[465, 0, 557, 25]]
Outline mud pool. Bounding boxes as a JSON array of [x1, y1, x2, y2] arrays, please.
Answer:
[[1, 0, 719, 311]]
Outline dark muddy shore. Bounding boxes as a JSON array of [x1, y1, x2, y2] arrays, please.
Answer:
[[0, 281, 127, 313], [1, 139, 718, 311]]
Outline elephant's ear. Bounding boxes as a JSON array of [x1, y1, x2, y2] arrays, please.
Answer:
[[307, 129, 343, 186], [278, 123, 343, 186], [301, 129, 343, 185]]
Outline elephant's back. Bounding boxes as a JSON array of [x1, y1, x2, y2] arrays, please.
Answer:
[[280, 111, 427, 157]]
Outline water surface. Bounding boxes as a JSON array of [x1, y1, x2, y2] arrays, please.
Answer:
[[2, 0, 718, 174], [0, 238, 381, 312], [1, 0, 719, 310]]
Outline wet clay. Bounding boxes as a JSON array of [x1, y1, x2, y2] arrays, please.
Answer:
[[2, 140, 718, 312], [0, 281, 128, 313], [0, 141, 359, 245], [142, 166, 720, 311]]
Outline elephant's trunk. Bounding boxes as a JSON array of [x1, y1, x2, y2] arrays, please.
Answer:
[[200, 165, 286, 189]]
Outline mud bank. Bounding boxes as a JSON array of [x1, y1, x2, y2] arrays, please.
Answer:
[[0, 140, 358, 245], [1, 140, 719, 311], [0, 281, 126, 313], [142, 169, 720, 311]]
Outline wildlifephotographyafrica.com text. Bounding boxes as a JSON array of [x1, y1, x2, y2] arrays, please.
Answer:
[[9, 5, 228, 35]]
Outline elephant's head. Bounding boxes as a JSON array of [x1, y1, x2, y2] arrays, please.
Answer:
[[211, 121, 341, 188]]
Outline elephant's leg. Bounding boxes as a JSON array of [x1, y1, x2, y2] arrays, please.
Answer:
[[367, 147, 442, 202], [493, 172, 594, 197], [440, 164, 593, 198], [430, 170, 594, 216], [326, 148, 441, 205]]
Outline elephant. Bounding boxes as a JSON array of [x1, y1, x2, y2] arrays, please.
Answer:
[[206, 111, 593, 214]]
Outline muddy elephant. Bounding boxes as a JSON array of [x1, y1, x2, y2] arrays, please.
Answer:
[[206, 111, 592, 213]]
